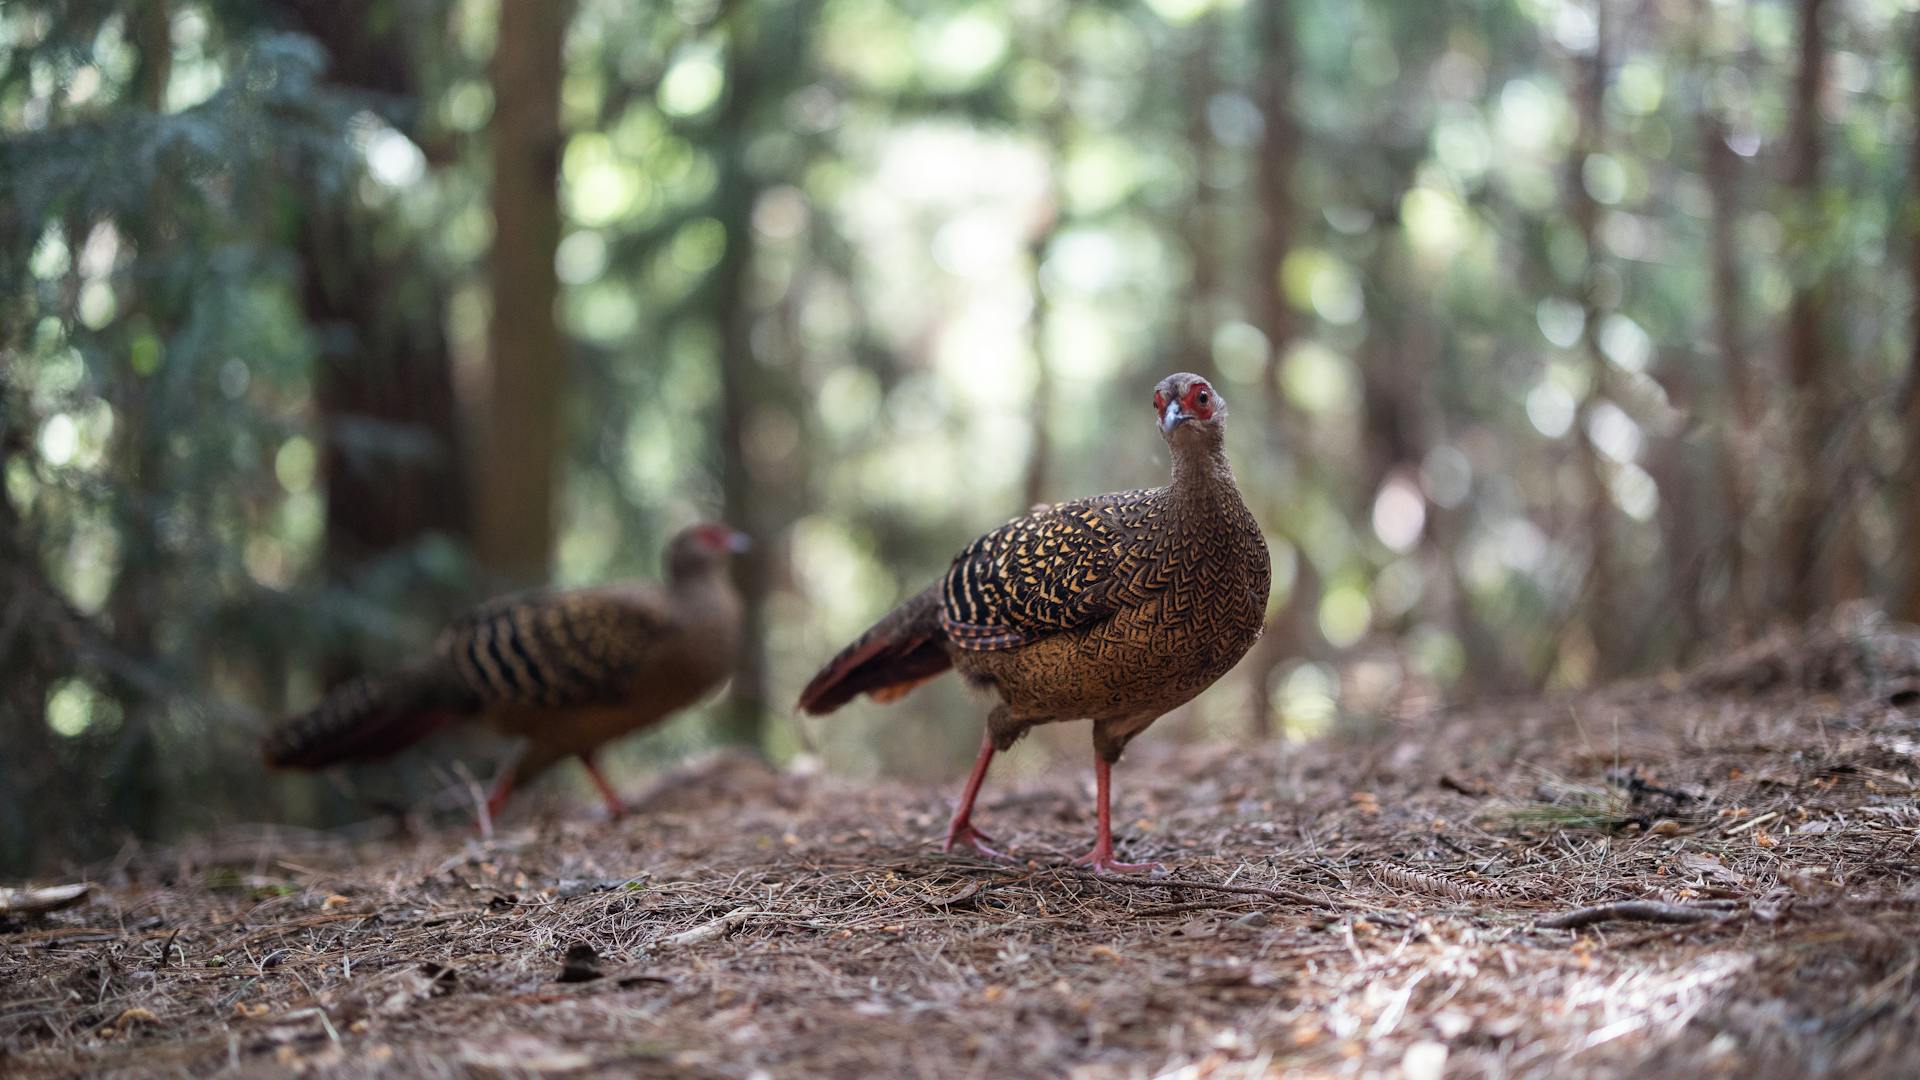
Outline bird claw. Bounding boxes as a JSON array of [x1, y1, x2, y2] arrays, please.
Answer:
[[943, 823, 1011, 862], [1072, 847, 1165, 875]]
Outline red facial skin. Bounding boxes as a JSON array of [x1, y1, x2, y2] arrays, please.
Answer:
[[694, 524, 738, 551], [1154, 381, 1217, 421], [1181, 381, 1216, 419]]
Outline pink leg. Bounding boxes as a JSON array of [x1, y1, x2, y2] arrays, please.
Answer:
[[1072, 756, 1162, 874], [943, 729, 1008, 860], [480, 770, 515, 837], [579, 753, 627, 819]]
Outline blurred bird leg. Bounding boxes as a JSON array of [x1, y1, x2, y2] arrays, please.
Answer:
[[482, 762, 518, 836], [451, 760, 495, 840], [579, 753, 627, 819]]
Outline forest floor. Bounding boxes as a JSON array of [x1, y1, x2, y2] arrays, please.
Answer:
[[6, 613, 1920, 1079]]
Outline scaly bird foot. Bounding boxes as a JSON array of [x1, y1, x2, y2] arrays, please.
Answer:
[[943, 822, 1010, 862]]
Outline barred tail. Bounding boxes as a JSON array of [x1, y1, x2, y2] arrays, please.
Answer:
[[262, 661, 479, 769], [797, 585, 953, 715]]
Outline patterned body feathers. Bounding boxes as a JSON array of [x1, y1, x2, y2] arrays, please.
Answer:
[[264, 527, 744, 791]]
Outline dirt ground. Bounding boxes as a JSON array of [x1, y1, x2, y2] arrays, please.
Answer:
[[6, 613, 1920, 1079]]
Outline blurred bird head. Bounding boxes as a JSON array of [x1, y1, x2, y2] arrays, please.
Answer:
[[666, 522, 751, 580], [1152, 372, 1227, 446]]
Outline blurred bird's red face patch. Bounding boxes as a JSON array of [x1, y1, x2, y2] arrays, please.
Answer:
[[694, 524, 750, 552]]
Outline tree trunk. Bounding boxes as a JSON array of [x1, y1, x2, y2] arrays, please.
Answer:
[[133, 0, 172, 108], [1569, 0, 1621, 680], [1178, 13, 1219, 375], [96, 0, 176, 848], [1703, 110, 1754, 629], [1022, 14, 1069, 514], [707, 1, 821, 749], [1648, 366, 1710, 665], [309, 245, 468, 576], [274, 0, 473, 668], [480, 0, 573, 583], [1023, 220, 1057, 512], [1245, 0, 1312, 738], [0, 386, 69, 872], [711, 22, 773, 750], [1781, 0, 1829, 622], [1898, 13, 1920, 624]]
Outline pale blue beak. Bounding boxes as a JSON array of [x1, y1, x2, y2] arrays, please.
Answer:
[[726, 530, 753, 553], [1159, 401, 1188, 434]]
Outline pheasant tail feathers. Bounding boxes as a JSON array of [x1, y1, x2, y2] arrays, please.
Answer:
[[797, 586, 953, 715], [262, 662, 475, 769]]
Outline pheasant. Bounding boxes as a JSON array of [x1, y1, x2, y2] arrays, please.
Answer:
[[799, 373, 1271, 872], [263, 523, 748, 826]]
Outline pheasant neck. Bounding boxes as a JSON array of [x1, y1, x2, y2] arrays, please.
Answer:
[[671, 570, 729, 606], [1169, 436, 1237, 509]]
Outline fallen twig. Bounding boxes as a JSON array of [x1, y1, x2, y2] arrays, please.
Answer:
[[653, 908, 760, 949], [1132, 899, 1255, 918], [0, 883, 91, 917], [1051, 869, 1339, 909], [920, 881, 986, 909], [1538, 900, 1730, 930]]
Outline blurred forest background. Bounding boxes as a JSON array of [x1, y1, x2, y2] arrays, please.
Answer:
[[5, 0, 1920, 876]]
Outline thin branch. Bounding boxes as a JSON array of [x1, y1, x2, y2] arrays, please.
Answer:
[[1538, 900, 1730, 930]]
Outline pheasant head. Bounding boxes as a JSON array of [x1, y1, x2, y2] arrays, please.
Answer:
[[665, 522, 751, 582], [1152, 372, 1228, 450]]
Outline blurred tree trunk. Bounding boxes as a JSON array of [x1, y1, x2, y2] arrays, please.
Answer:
[[710, 6, 818, 749], [479, 0, 573, 583], [1898, 13, 1920, 625], [273, 0, 472, 682], [1780, 0, 1829, 622], [1022, 19, 1066, 513], [1178, 13, 1219, 375], [95, 0, 177, 844], [711, 60, 770, 748], [1023, 217, 1058, 512], [1703, 109, 1755, 630], [1648, 367, 1710, 664], [1371, 224, 1515, 697], [1359, 213, 1424, 505], [1246, 0, 1316, 738], [308, 233, 468, 575], [134, 0, 171, 105], [1568, 0, 1621, 680], [0, 387, 66, 871], [1692, 0, 1757, 631]]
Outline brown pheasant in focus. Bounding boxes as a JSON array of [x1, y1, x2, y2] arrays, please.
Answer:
[[799, 373, 1271, 872], [264, 523, 748, 826]]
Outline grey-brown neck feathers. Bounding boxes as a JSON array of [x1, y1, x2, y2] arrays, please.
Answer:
[[1170, 429, 1236, 506]]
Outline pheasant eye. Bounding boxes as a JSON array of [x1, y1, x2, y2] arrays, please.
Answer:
[[1195, 389, 1210, 407]]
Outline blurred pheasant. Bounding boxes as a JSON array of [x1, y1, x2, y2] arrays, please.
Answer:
[[264, 523, 748, 826], [799, 373, 1271, 872]]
